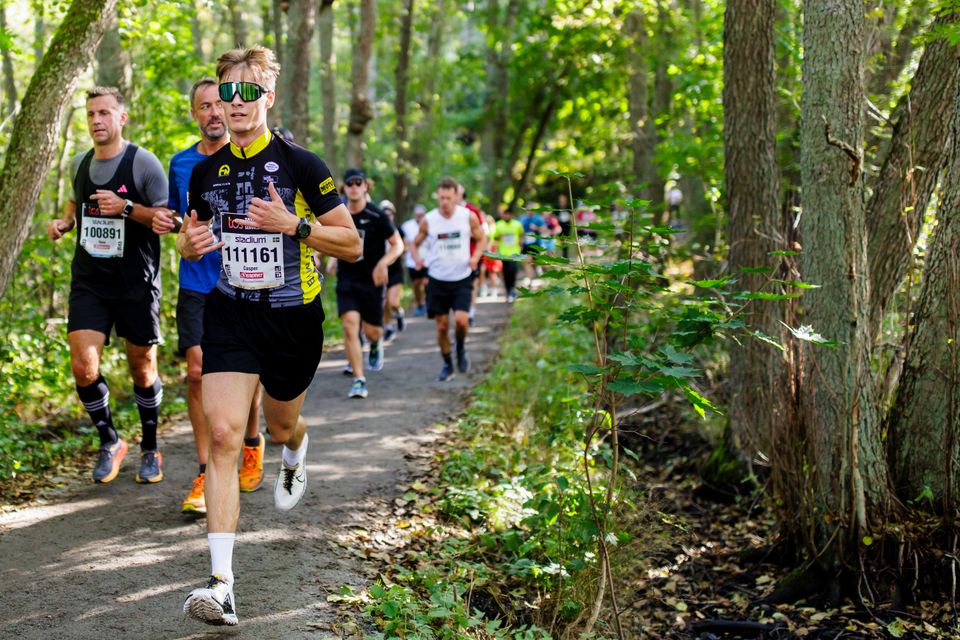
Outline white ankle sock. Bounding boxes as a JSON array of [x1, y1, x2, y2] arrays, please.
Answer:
[[282, 432, 308, 468], [208, 533, 235, 584]]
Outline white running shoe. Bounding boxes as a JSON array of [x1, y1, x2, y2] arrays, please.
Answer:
[[183, 574, 237, 626], [274, 433, 308, 511]]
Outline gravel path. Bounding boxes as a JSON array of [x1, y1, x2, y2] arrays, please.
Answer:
[[0, 297, 511, 640]]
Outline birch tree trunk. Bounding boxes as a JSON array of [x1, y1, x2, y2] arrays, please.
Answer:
[[799, 0, 891, 580], [625, 10, 653, 201], [280, 0, 316, 143], [0, 0, 118, 300], [0, 2, 17, 119], [344, 0, 375, 170]]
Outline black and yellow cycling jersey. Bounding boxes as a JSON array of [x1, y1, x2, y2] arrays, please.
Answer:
[[188, 130, 342, 308]]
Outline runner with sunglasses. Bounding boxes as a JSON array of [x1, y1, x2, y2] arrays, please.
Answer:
[[331, 170, 403, 398], [152, 78, 266, 515], [178, 46, 360, 627]]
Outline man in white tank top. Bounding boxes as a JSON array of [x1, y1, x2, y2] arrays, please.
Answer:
[[410, 177, 487, 381]]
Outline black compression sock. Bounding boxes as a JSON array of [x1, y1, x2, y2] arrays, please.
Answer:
[[244, 435, 261, 447], [442, 352, 453, 367], [76, 376, 117, 446], [199, 464, 206, 475], [134, 378, 163, 451]]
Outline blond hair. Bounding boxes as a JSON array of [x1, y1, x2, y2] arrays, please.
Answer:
[[87, 86, 125, 107], [216, 46, 281, 90]]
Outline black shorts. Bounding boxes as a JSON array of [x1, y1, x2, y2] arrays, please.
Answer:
[[176, 288, 208, 355], [68, 283, 160, 346], [407, 265, 428, 281], [426, 276, 473, 318], [202, 289, 325, 402], [387, 261, 404, 287], [336, 278, 385, 327]]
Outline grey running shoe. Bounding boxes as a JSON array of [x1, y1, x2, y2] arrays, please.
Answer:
[[368, 339, 384, 371], [92, 438, 128, 483], [183, 574, 237, 626], [349, 378, 368, 399], [135, 449, 164, 484]]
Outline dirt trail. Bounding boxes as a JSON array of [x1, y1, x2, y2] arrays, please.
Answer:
[[0, 298, 511, 640]]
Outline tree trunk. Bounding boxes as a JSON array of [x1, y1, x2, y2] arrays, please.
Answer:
[[280, 0, 316, 143], [866, 10, 959, 340], [508, 92, 559, 212], [344, 0, 375, 170], [625, 9, 654, 201], [32, 1, 45, 69], [887, 70, 960, 510], [867, 0, 929, 98], [94, 13, 128, 94], [0, 0, 118, 301], [646, 1, 672, 218], [0, 2, 18, 119], [405, 0, 447, 215], [227, 0, 248, 47], [317, 0, 337, 176], [392, 0, 415, 220], [799, 0, 891, 576], [481, 0, 522, 211], [722, 0, 783, 463], [273, 0, 285, 65], [190, 0, 205, 61]]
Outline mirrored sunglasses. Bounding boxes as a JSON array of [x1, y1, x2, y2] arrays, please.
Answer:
[[219, 81, 270, 103]]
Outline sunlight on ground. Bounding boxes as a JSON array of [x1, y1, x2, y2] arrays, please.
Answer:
[[0, 497, 112, 531]]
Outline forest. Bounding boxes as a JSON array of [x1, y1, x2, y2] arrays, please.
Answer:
[[1, 0, 959, 638]]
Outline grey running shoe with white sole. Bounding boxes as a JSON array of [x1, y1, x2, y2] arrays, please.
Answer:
[[183, 574, 237, 626]]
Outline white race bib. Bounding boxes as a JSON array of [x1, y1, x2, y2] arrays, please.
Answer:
[[220, 212, 285, 290], [499, 233, 517, 247], [436, 230, 465, 261], [80, 204, 124, 258]]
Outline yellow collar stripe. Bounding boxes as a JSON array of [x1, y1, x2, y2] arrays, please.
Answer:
[[229, 129, 272, 159]]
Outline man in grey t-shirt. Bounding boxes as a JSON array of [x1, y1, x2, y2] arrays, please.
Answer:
[[47, 87, 171, 486]]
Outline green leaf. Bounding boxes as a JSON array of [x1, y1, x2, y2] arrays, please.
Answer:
[[682, 386, 721, 419], [568, 364, 604, 375], [773, 279, 820, 289], [886, 618, 906, 638], [657, 364, 699, 378], [737, 292, 803, 300], [768, 250, 800, 256], [608, 379, 664, 396], [749, 330, 785, 352], [691, 277, 734, 288], [661, 344, 694, 364], [781, 322, 842, 347]]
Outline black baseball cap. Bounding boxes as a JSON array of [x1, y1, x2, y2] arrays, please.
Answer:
[[343, 168, 365, 182]]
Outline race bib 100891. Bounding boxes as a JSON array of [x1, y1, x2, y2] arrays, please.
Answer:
[[80, 203, 124, 258], [220, 212, 285, 290]]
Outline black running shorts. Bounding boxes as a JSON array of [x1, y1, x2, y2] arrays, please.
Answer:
[[336, 278, 385, 327], [407, 266, 428, 282], [68, 283, 161, 346], [387, 261, 404, 287], [176, 288, 207, 355], [426, 275, 473, 318], [201, 289, 325, 402]]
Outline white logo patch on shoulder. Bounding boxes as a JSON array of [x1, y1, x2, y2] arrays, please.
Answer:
[[265, 161, 279, 172]]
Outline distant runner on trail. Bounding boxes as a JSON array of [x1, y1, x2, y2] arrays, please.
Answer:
[[333, 169, 403, 399], [411, 177, 487, 382], [46, 87, 170, 485], [153, 78, 265, 516], [491, 208, 523, 302], [378, 199, 406, 343], [177, 46, 360, 627], [400, 203, 428, 316]]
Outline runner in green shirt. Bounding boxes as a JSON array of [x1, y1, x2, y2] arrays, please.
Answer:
[[492, 210, 524, 302]]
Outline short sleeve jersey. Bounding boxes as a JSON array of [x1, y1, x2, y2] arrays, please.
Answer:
[[187, 130, 342, 308], [400, 218, 422, 268], [169, 142, 220, 294], [337, 203, 397, 285], [493, 219, 523, 256], [70, 142, 168, 296]]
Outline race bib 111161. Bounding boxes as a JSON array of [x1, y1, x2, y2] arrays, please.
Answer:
[[220, 212, 285, 290]]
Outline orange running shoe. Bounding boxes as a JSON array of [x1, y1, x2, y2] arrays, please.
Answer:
[[239, 433, 265, 492], [182, 473, 206, 514]]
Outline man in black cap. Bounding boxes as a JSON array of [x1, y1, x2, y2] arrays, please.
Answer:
[[334, 168, 403, 398]]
